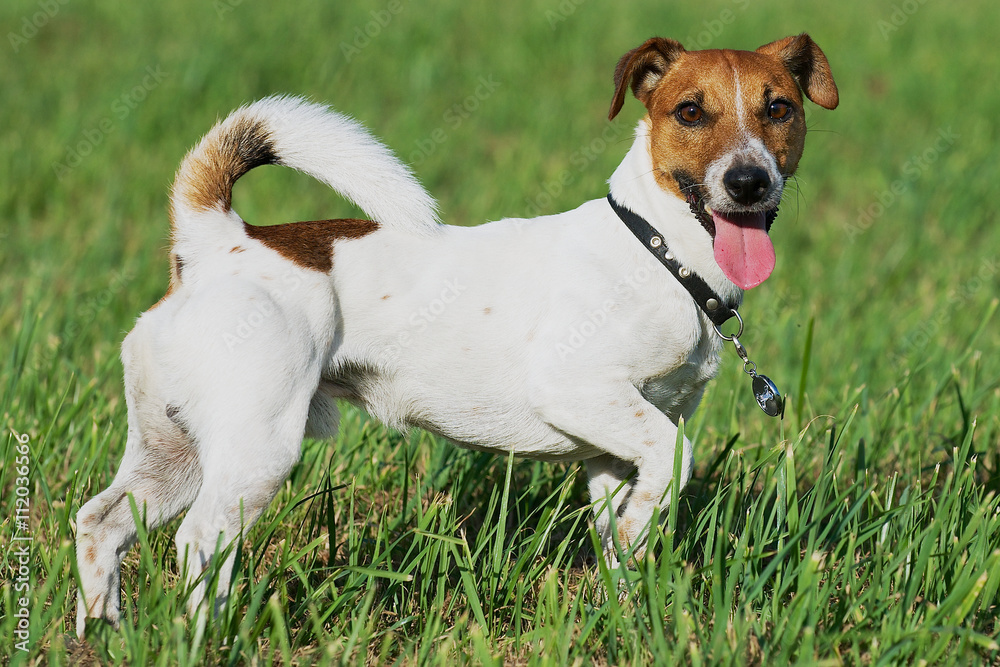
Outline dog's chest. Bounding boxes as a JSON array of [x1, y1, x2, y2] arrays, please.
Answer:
[[638, 319, 723, 419]]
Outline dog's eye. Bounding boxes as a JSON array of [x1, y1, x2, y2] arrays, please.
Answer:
[[768, 100, 792, 121], [676, 103, 703, 125]]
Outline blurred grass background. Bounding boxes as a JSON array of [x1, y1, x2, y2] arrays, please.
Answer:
[[1, 0, 998, 664]]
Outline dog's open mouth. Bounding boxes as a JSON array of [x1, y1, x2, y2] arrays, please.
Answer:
[[681, 182, 779, 291]]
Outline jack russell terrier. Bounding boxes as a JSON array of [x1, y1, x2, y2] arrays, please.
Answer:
[[76, 33, 837, 635]]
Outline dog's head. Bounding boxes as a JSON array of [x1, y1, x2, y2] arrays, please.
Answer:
[[609, 34, 838, 289]]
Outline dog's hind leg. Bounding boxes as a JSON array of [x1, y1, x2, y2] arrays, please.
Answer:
[[76, 326, 203, 637], [164, 297, 324, 626], [173, 405, 310, 626]]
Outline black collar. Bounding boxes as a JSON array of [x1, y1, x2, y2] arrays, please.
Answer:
[[607, 193, 738, 327]]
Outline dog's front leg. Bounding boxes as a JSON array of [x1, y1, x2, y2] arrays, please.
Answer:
[[585, 453, 635, 567], [535, 383, 694, 565]]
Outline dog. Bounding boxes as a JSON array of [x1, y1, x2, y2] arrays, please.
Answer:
[[75, 33, 837, 636]]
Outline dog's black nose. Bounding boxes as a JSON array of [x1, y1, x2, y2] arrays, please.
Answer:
[[723, 166, 771, 205]]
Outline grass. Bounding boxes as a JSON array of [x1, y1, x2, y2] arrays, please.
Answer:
[[2, 0, 999, 664]]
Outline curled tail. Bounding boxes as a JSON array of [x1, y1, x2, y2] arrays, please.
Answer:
[[169, 95, 440, 254]]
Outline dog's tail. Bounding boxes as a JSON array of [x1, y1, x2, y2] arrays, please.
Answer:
[[169, 95, 440, 251]]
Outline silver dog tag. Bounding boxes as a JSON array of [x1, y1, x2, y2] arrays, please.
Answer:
[[751, 374, 783, 417], [716, 322, 784, 419]]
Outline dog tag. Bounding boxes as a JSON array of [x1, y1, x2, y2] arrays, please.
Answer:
[[716, 327, 784, 419], [751, 374, 783, 417]]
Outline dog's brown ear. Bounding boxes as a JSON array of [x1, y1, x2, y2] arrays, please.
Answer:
[[609, 37, 686, 120], [756, 33, 839, 110]]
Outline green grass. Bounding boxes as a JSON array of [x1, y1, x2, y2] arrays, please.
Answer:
[[2, 0, 999, 664]]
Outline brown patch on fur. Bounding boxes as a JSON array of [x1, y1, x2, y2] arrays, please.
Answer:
[[635, 410, 645, 418], [483, 307, 492, 315], [381, 294, 392, 300], [616, 517, 636, 545], [85, 544, 97, 563], [161, 116, 278, 306], [244, 218, 379, 273], [643, 439, 656, 447], [230, 245, 246, 253], [635, 490, 664, 506], [171, 116, 278, 216], [609, 34, 837, 200]]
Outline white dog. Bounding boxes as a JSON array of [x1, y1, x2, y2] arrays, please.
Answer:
[[76, 34, 837, 635]]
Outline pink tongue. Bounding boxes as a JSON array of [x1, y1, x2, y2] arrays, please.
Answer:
[[711, 210, 775, 290]]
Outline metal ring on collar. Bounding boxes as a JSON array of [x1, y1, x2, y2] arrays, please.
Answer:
[[713, 309, 744, 341]]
